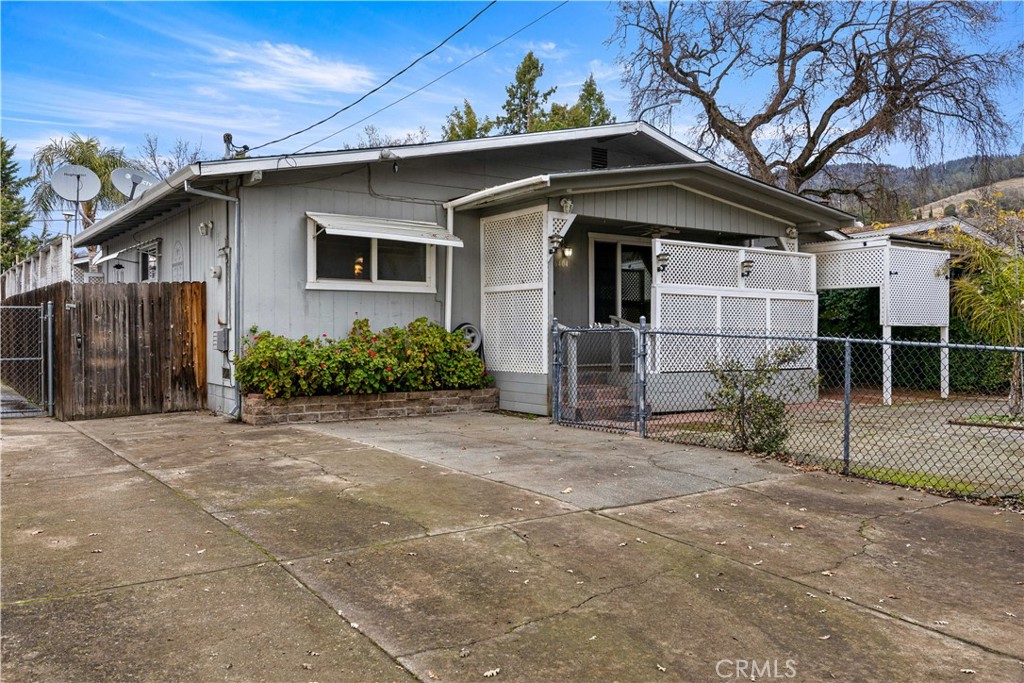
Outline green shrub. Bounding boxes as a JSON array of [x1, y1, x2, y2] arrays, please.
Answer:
[[234, 318, 491, 398], [705, 344, 807, 454]]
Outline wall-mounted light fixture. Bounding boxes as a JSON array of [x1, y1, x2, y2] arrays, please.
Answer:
[[561, 246, 573, 258], [740, 258, 754, 277], [559, 197, 573, 213], [656, 251, 670, 272], [197, 221, 214, 237], [549, 233, 564, 254]]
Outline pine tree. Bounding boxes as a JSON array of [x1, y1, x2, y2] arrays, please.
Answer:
[[441, 100, 493, 141], [495, 52, 556, 135], [1, 137, 37, 271]]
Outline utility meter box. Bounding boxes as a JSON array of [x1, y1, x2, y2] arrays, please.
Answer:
[[213, 328, 230, 352]]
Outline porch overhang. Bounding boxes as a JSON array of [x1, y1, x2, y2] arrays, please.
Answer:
[[445, 164, 858, 233]]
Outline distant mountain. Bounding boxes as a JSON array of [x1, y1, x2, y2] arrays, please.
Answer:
[[810, 153, 1024, 220], [914, 177, 1024, 217]]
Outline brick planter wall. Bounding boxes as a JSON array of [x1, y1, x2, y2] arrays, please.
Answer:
[[241, 387, 499, 426]]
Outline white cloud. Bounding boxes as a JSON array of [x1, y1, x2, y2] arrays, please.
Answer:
[[208, 41, 376, 100], [524, 40, 568, 61]]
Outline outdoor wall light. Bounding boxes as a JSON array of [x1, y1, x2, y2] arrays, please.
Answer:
[[740, 258, 754, 277], [562, 246, 573, 258], [197, 221, 213, 237], [548, 233, 564, 254], [656, 251, 670, 272]]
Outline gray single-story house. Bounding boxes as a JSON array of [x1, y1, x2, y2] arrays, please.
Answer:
[[75, 122, 947, 417]]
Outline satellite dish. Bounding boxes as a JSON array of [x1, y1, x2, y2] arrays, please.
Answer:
[[50, 165, 101, 202], [111, 167, 159, 200]]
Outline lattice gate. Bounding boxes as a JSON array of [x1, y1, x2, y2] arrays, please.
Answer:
[[481, 207, 550, 375]]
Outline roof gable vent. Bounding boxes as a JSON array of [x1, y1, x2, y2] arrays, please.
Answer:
[[591, 147, 608, 169]]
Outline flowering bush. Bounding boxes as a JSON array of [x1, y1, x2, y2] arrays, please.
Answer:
[[234, 318, 492, 399]]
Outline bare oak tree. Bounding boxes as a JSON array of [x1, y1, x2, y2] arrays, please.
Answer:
[[613, 1, 1023, 200]]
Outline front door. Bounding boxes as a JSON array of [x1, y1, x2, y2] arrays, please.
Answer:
[[592, 239, 653, 325]]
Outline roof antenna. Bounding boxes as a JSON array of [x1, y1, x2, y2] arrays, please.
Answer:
[[223, 133, 234, 159]]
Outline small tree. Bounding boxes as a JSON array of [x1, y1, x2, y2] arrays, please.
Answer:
[[951, 212, 1024, 415], [1, 137, 38, 271], [705, 344, 807, 454], [136, 134, 204, 179], [441, 100, 493, 141]]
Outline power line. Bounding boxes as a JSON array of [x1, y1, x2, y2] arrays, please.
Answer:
[[244, 1, 497, 154], [293, 1, 569, 154]]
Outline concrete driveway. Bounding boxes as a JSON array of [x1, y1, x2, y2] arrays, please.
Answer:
[[1, 411, 1021, 682]]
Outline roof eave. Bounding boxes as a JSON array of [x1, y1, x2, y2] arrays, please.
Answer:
[[74, 164, 199, 247]]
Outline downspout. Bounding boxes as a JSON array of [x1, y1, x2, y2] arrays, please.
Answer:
[[183, 180, 242, 419], [445, 206, 454, 331]]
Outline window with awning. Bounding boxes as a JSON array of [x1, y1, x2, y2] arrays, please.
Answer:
[[305, 212, 462, 293]]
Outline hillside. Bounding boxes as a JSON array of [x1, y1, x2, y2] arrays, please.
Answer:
[[914, 177, 1024, 217]]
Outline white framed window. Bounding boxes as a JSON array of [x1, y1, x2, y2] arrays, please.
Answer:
[[305, 213, 462, 293], [138, 239, 161, 282]]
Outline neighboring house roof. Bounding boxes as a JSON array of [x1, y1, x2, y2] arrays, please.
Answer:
[[75, 121, 855, 245], [839, 216, 999, 246]]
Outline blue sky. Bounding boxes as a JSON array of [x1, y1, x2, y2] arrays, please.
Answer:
[[2, 1, 1022, 188], [2, 1, 632, 167]]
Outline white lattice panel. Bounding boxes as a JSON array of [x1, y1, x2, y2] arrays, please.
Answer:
[[815, 249, 884, 289], [887, 248, 950, 326], [746, 251, 813, 292], [721, 297, 767, 333], [657, 293, 717, 371], [769, 298, 816, 335], [482, 211, 544, 288], [661, 243, 736, 288], [768, 298, 817, 367], [721, 297, 768, 366], [483, 289, 546, 373]]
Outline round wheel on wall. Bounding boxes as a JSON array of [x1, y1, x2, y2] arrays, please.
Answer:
[[454, 323, 482, 352]]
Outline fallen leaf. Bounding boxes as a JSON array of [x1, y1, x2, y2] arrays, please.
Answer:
[[752, 560, 763, 566], [459, 648, 471, 658], [960, 669, 976, 675], [715, 541, 727, 546], [589, 636, 597, 641], [934, 620, 949, 626], [818, 635, 831, 640], [820, 570, 834, 576], [350, 622, 359, 629], [618, 542, 628, 547], [483, 667, 501, 678], [791, 525, 806, 530], [561, 487, 573, 494], [30, 530, 44, 535], [379, 521, 391, 526], [90, 549, 103, 554], [657, 665, 666, 672]]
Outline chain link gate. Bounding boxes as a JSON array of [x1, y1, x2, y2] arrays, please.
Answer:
[[552, 320, 647, 435], [0, 302, 53, 417]]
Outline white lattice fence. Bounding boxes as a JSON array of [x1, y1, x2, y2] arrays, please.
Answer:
[[480, 208, 548, 374], [814, 248, 884, 289], [887, 248, 949, 326], [655, 293, 815, 372]]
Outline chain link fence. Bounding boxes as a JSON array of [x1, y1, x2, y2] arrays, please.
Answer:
[[0, 304, 52, 415], [553, 322, 1024, 501]]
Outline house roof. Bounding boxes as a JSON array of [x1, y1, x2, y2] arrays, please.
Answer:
[[74, 122, 855, 245], [445, 163, 858, 231], [838, 216, 999, 246]]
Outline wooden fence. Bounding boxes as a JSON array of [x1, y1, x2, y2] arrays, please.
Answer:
[[2, 282, 206, 420]]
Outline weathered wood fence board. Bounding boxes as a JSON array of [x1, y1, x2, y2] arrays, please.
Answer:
[[3, 282, 206, 420]]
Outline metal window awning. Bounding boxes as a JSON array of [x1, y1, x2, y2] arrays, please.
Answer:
[[93, 248, 132, 265], [306, 212, 463, 247]]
